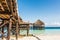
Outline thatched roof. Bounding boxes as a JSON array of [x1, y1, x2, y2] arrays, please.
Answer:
[[0, 0, 18, 19], [34, 19, 45, 25], [18, 17, 29, 25]]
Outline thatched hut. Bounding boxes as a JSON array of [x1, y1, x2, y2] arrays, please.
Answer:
[[33, 19, 45, 30]]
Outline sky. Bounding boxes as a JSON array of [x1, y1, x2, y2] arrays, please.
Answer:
[[17, 0, 60, 26]]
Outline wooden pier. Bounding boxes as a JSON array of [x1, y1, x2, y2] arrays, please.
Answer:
[[0, 0, 30, 40]]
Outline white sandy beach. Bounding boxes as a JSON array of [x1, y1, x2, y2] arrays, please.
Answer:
[[18, 35, 60, 40], [36, 35, 60, 40], [9, 35, 60, 40], [1, 34, 60, 40]]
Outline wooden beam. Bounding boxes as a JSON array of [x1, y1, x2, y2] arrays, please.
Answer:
[[0, 21, 8, 28], [0, 14, 10, 19], [27, 25, 29, 36], [0, 3, 4, 11], [2, 27, 4, 40], [16, 20, 19, 40], [12, 17, 16, 21], [0, 11, 10, 14], [7, 19, 12, 40], [1, 0, 10, 11], [10, 0, 13, 14]]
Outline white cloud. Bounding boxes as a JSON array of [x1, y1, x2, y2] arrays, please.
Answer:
[[45, 22, 60, 26], [53, 22, 60, 26]]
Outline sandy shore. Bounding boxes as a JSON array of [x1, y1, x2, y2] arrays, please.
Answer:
[[35, 35, 60, 40], [1, 35, 60, 40]]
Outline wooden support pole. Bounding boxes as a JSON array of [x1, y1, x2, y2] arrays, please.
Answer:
[[18, 25, 20, 35], [2, 27, 4, 40], [0, 21, 8, 28], [27, 25, 29, 36], [19, 28, 20, 35], [1, 20, 4, 40], [7, 19, 12, 40], [16, 20, 18, 40]]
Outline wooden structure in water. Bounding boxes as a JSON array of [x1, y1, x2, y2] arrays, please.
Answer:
[[0, 0, 29, 40], [33, 20, 45, 30], [18, 17, 29, 36]]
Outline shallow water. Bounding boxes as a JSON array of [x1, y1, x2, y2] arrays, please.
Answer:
[[20, 27, 60, 35], [0, 26, 60, 36], [29, 29, 60, 35]]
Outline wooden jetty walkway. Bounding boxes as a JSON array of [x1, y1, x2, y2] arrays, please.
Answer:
[[0, 0, 29, 40]]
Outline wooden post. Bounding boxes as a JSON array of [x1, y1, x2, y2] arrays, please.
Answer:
[[27, 25, 29, 36], [19, 25, 20, 35], [16, 20, 18, 40], [2, 27, 4, 40], [19, 28, 20, 35], [7, 18, 12, 40]]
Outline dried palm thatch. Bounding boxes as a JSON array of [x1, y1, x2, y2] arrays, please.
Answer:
[[18, 17, 29, 25], [33, 19, 45, 27]]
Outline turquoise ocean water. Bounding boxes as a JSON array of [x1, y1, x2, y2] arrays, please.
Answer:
[[20, 26, 60, 35], [0, 26, 60, 37]]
